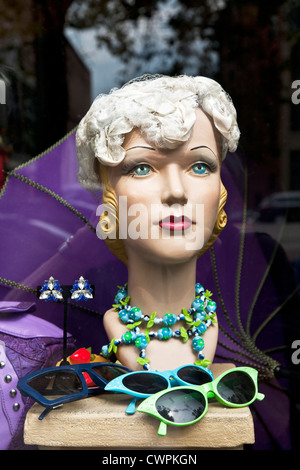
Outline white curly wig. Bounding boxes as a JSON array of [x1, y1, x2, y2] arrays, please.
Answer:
[[76, 74, 240, 191]]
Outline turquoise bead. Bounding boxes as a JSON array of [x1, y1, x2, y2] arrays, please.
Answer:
[[192, 336, 204, 351], [122, 331, 136, 344], [195, 283, 204, 295], [192, 298, 205, 312], [207, 300, 217, 312], [114, 288, 127, 303], [119, 309, 130, 323], [101, 345, 109, 357], [196, 323, 207, 334], [195, 311, 206, 322], [157, 327, 173, 340], [135, 334, 148, 350], [129, 307, 143, 321], [162, 313, 177, 326]]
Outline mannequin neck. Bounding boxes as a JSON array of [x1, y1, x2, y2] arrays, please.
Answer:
[[126, 252, 198, 316]]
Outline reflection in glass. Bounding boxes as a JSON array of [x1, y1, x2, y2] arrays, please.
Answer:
[[28, 370, 83, 400], [156, 389, 206, 423], [217, 370, 255, 404]]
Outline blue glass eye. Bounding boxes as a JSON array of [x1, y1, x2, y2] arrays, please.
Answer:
[[192, 163, 209, 175], [133, 164, 151, 176]]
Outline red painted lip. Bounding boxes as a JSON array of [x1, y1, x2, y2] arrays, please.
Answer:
[[159, 215, 192, 231]]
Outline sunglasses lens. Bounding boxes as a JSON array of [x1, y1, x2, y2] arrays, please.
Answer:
[[217, 370, 256, 404], [155, 389, 206, 424], [28, 370, 83, 400], [92, 365, 128, 382], [123, 373, 169, 394], [177, 366, 213, 385]]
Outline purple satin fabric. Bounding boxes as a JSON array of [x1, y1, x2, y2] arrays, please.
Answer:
[[0, 131, 299, 449], [0, 301, 76, 450]]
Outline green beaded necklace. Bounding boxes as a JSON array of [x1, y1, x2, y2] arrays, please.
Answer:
[[101, 283, 217, 370]]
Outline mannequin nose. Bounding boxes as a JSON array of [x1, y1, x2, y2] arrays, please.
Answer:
[[161, 165, 188, 206]]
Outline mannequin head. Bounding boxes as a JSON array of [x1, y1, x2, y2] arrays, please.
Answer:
[[76, 75, 240, 265]]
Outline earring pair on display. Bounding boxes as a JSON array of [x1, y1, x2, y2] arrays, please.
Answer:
[[39, 276, 93, 302]]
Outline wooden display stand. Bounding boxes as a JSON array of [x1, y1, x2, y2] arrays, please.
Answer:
[[23, 363, 255, 450]]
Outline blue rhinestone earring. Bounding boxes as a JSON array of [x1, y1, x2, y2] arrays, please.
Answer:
[[71, 276, 93, 301], [39, 276, 63, 301]]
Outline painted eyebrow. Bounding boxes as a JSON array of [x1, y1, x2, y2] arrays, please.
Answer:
[[125, 145, 156, 151], [190, 145, 218, 158]]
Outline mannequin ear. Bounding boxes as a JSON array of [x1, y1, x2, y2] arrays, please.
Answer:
[[215, 181, 228, 233], [197, 181, 227, 258]]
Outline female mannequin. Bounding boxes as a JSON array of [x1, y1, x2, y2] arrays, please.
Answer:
[[76, 75, 240, 371]]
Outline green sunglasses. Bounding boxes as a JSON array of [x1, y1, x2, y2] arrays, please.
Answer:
[[137, 366, 265, 436]]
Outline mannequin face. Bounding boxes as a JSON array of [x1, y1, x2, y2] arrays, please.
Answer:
[[108, 108, 222, 265]]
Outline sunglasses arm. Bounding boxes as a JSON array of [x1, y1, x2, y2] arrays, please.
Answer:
[[126, 397, 139, 415], [256, 392, 265, 401], [38, 404, 63, 420], [157, 420, 168, 436]]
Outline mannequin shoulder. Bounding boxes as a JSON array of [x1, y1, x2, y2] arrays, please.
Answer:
[[103, 307, 116, 325], [103, 307, 126, 339]]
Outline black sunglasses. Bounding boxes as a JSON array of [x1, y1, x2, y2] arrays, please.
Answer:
[[17, 362, 131, 420]]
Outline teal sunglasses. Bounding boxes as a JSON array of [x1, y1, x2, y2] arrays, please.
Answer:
[[137, 366, 265, 436], [105, 364, 213, 414]]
